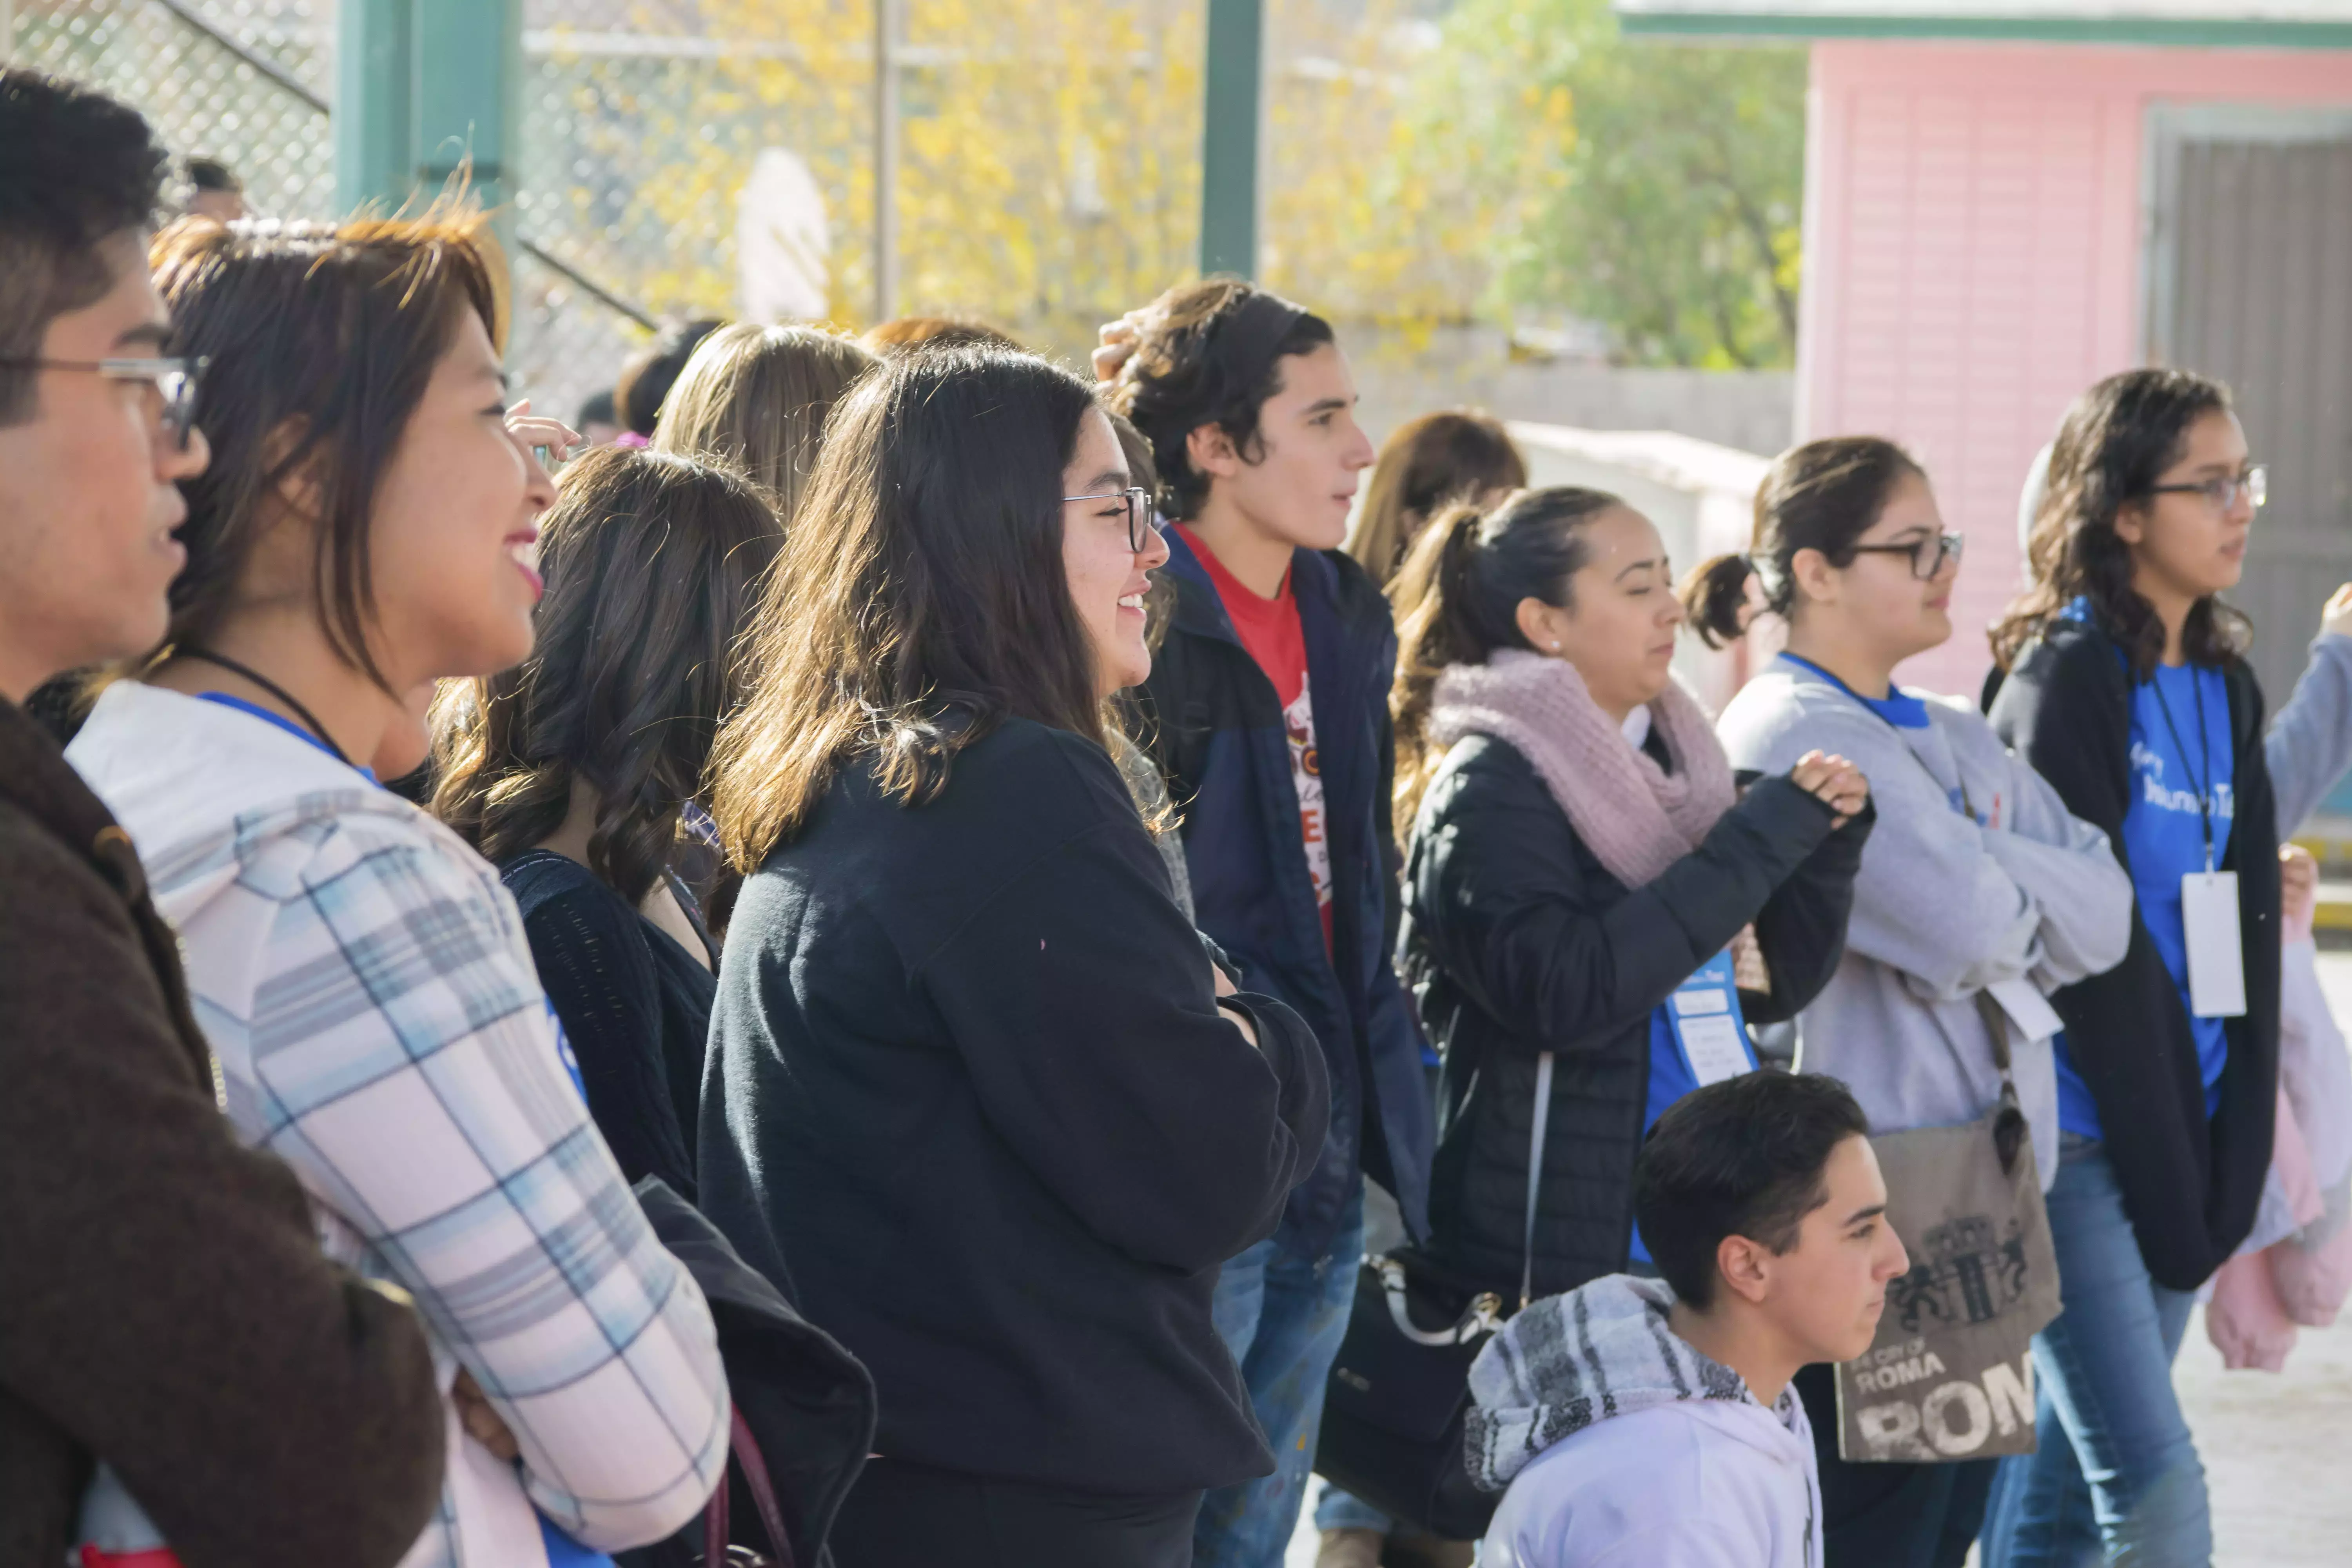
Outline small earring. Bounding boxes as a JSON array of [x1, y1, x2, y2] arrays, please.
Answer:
[[1550, 642, 1562, 652]]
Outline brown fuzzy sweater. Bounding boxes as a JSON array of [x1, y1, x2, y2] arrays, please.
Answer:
[[0, 697, 446, 1568]]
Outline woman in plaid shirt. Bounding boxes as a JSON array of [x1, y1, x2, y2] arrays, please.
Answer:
[[68, 207, 728, 1568]]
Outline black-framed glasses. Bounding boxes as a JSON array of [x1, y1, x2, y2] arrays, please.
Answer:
[[1849, 529, 1965, 580], [1063, 485, 1159, 553], [0, 355, 208, 450], [2143, 465, 2267, 514]]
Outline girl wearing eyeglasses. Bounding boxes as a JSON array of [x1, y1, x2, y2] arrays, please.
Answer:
[[1971, 368, 2347, 1567], [1703, 437, 2135, 1567]]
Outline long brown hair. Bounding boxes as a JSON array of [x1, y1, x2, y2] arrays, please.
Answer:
[[1389, 485, 1622, 834], [147, 203, 503, 689], [431, 446, 781, 904], [1682, 436, 1924, 648], [1989, 368, 2248, 678], [1348, 410, 1527, 586], [708, 344, 1110, 871], [651, 322, 878, 526]]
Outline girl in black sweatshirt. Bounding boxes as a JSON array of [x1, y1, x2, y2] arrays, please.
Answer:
[[696, 345, 1330, 1568]]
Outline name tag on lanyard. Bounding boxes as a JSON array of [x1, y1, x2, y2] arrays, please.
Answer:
[[2183, 869, 2248, 1018], [1669, 947, 1757, 1086]]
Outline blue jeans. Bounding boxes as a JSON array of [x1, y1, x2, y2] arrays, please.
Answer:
[[1982, 1137, 2210, 1567], [1193, 1188, 1366, 1568], [1312, 1479, 1392, 1533]]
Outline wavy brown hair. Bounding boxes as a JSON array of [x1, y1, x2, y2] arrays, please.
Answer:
[[431, 446, 781, 904], [1107, 277, 1335, 522], [1389, 485, 1623, 835], [651, 322, 878, 526], [708, 344, 1111, 871], [1347, 410, 1527, 587], [147, 202, 502, 690], [1990, 368, 2248, 678]]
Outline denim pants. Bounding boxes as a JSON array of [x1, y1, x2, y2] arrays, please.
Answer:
[[1192, 1187, 1366, 1568], [1982, 1136, 2210, 1567]]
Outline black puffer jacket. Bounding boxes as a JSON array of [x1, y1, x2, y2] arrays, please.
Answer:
[[1402, 730, 1871, 1296]]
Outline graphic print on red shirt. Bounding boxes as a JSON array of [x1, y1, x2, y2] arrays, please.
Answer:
[[1179, 525, 1334, 949]]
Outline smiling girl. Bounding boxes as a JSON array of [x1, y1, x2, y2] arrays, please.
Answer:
[[697, 344, 1332, 1568], [1706, 437, 2135, 1566], [65, 211, 728, 1568], [1390, 486, 1870, 1314]]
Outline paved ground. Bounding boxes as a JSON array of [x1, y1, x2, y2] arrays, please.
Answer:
[[1285, 952, 2352, 1566]]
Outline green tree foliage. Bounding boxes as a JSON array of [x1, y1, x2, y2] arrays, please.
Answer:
[[1408, 0, 1806, 367]]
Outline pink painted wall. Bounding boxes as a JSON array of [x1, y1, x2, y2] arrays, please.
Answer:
[[1796, 39, 2352, 697]]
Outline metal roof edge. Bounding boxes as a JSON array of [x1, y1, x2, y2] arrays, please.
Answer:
[[1618, 12, 2352, 49]]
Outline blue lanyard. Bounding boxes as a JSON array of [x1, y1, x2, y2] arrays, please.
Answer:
[[2149, 670, 2218, 872]]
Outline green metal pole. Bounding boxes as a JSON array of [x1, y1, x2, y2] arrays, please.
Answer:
[[335, 0, 413, 217], [412, 0, 521, 267], [1200, 0, 1264, 279]]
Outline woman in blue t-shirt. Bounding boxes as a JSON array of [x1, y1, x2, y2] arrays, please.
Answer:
[[1982, 368, 2295, 1567]]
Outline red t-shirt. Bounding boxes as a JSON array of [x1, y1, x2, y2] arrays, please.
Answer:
[[1178, 525, 1334, 949]]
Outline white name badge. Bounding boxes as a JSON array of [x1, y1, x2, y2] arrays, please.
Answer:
[[1671, 949, 1757, 1087], [2181, 870, 2247, 1019], [1985, 976, 2064, 1045]]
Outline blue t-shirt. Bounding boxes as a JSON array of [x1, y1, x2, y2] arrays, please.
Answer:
[[1629, 1009, 1695, 1264], [2053, 660, 2234, 1137], [1779, 653, 1933, 730], [194, 692, 381, 784]]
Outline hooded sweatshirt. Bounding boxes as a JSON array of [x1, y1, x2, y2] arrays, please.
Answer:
[[67, 681, 728, 1568], [1468, 1274, 1821, 1568], [1717, 657, 2134, 1183]]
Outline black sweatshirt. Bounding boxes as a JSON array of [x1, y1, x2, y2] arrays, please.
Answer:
[[1989, 619, 2280, 1290], [697, 717, 1331, 1496], [500, 849, 716, 1203]]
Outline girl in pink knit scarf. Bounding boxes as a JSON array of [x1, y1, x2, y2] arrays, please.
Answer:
[[1386, 485, 1871, 1321]]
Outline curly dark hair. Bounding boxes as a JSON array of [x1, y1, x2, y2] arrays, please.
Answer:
[[1989, 368, 2248, 678], [0, 69, 170, 423], [1105, 277, 1335, 522], [432, 446, 783, 906]]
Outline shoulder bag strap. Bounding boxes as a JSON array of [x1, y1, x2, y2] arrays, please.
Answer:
[[1520, 1050, 1556, 1310]]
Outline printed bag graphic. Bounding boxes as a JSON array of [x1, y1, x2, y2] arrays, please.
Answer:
[[1835, 1045, 2061, 1463]]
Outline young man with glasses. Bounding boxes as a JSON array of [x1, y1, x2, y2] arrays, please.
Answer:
[[1102, 282, 1436, 1568], [0, 69, 444, 1568]]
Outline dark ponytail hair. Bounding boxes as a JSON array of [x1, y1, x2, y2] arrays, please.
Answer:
[[1389, 485, 1623, 833], [1989, 368, 2246, 678], [1682, 436, 1927, 649]]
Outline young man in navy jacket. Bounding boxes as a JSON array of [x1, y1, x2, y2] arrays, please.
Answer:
[[1105, 281, 1436, 1568]]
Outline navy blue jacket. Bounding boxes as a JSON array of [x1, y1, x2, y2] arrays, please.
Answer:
[[1129, 528, 1435, 1256]]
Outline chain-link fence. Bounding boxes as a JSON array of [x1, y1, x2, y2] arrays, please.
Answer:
[[7, 0, 665, 422], [8, 2, 1499, 426]]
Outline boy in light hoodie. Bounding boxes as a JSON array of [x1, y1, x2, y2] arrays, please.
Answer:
[[1468, 1072, 1908, 1568]]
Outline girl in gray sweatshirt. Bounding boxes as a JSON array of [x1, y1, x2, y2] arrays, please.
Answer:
[[1692, 437, 2135, 1567]]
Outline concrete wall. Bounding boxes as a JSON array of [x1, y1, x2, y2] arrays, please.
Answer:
[[1800, 37, 2352, 697], [1341, 324, 1795, 457]]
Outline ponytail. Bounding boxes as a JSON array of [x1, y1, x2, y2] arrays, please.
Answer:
[[1681, 554, 1759, 650], [1703, 436, 1924, 647], [1388, 486, 1621, 837]]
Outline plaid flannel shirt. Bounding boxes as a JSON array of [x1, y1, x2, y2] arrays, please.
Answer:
[[70, 684, 728, 1567]]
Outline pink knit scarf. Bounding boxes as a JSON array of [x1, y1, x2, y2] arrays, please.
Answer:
[[1428, 648, 1737, 890]]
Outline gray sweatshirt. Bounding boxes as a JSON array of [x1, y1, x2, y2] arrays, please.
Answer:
[[1717, 657, 2134, 1185], [2265, 633, 2352, 836]]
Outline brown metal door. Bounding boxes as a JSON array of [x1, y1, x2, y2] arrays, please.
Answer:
[[2147, 109, 2352, 708]]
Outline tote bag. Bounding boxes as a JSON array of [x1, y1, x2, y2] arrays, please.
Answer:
[[1834, 991, 2062, 1463]]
